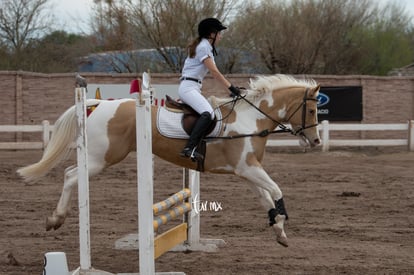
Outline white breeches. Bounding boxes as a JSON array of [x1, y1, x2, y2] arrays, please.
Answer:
[[178, 80, 215, 119]]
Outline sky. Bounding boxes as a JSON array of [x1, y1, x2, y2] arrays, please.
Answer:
[[51, 0, 414, 34], [50, 0, 94, 33]]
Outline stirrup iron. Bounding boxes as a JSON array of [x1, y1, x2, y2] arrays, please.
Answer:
[[181, 147, 204, 162]]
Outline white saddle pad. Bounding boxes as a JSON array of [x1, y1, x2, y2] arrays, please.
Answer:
[[157, 107, 223, 139]]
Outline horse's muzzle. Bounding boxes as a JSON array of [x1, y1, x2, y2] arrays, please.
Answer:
[[299, 133, 320, 148]]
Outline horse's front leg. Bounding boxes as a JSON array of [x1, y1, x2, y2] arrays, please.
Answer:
[[237, 166, 289, 247], [46, 165, 77, 231], [255, 186, 289, 247]]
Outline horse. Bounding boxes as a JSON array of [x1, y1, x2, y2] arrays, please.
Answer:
[[17, 74, 321, 247]]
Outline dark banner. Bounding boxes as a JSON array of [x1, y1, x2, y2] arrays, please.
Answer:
[[317, 86, 363, 121]]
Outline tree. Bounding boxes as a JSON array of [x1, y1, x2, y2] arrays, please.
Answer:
[[356, 2, 414, 75], [0, 0, 93, 72], [234, 0, 378, 74], [91, 0, 134, 51], [88, 0, 144, 72], [30, 31, 93, 73], [0, 0, 52, 68], [6, 0, 407, 75], [89, 0, 240, 73]]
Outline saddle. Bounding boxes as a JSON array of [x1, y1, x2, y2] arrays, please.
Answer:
[[164, 95, 218, 172], [165, 95, 217, 136]]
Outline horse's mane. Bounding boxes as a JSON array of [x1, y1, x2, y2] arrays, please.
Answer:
[[212, 74, 317, 106], [249, 74, 317, 96]]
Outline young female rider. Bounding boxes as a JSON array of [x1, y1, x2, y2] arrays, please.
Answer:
[[179, 18, 241, 161]]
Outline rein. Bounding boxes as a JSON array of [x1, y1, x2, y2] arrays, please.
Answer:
[[206, 88, 317, 141]]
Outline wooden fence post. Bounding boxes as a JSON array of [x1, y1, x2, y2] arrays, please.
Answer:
[[42, 120, 50, 148], [408, 120, 414, 151], [321, 120, 330, 152]]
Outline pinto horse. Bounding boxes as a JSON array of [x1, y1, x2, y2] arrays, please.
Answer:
[[18, 74, 320, 247]]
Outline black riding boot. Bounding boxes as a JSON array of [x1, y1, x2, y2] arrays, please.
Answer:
[[180, 111, 213, 161]]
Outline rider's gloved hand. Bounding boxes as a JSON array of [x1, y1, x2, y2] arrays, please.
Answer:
[[228, 84, 241, 98]]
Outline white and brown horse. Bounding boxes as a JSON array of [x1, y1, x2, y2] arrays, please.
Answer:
[[18, 74, 321, 247]]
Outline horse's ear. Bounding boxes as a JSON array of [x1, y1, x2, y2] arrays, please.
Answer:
[[309, 84, 320, 97]]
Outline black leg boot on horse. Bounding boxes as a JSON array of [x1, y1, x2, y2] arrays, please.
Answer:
[[268, 198, 289, 247], [180, 111, 213, 162]]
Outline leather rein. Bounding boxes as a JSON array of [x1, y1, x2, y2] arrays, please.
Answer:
[[206, 88, 318, 140]]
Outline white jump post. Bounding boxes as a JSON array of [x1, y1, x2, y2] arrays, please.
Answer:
[[174, 169, 225, 252], [133, 73, 188, 275], [115, 74, 225, 259], [75, 87, 92, 272], [134, 74, 156, 274], [73, 87, 112, 275]]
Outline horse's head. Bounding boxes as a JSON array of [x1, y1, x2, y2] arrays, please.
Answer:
[[232, 75, 321, 148], [287, 85, 321, 148]]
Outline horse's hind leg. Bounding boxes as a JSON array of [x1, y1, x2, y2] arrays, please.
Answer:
[[46, 165, 77, 230], [46, 160, 104, 231]]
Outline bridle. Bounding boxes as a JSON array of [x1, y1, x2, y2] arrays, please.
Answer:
[[286, 88, 319, 136], [208, 88, 318, 140]]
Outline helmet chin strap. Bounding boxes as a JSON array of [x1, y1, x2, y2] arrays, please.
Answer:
[[210, 32, 218, 56]]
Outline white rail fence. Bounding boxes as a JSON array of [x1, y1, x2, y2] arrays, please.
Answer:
[[319, 120, 414, 152], [267, 120, 414, 151], [1, 120, 413, 151], [0, 120, 52, 150]]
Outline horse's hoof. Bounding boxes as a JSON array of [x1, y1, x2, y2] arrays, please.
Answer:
[[277, 234, 289, 247], [46, 216, 63, 231], [272, 223, 288, 247], [46, 217, 54, 231]]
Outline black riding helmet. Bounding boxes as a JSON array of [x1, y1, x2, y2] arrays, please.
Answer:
[[198, 18, 227, 56], [198, 18, 227, 38]]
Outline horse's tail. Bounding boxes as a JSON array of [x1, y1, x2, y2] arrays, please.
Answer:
[[17, 105, 77, 181]]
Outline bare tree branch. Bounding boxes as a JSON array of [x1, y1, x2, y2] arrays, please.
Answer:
[[124, 0, 239, 73], [0, 0, 51, 53]]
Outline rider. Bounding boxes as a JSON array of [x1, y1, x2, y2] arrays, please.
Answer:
[[179, 17, 241, 161]]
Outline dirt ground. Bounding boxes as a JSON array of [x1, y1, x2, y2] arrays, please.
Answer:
[[1, 147, 413, 275]]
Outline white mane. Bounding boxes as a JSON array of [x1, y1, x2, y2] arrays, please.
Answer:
[[212, 74, 317, 105], [248, 74, 317, 97]]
